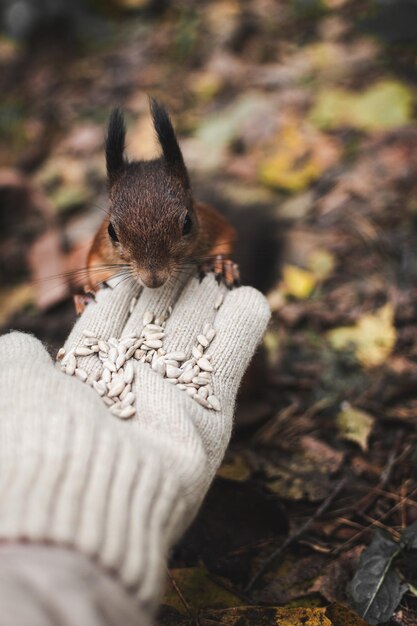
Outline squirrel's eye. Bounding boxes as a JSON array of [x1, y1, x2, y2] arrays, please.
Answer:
[[182, 214, 192, 236], [108, 222, 119, 242]]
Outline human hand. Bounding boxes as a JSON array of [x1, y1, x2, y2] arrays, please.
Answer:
[[0, 271, 269, 620]]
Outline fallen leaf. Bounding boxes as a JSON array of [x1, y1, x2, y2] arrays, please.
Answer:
[[282, 264, 317, 299], [307, 249, 336, 281], [327, 303, 396, 367], [337, 403, 374, 451], [259, 120, 340, 192], [310, 80, 413, 131], [217, 452, 252, 482], [261, 449, 337, 502], [349, 531, 407, 624]]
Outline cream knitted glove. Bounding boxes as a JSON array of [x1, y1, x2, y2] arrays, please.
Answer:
[[0, 272, 269, 622]]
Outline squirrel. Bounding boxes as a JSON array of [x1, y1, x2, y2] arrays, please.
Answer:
[[79, 99, 239, 309]]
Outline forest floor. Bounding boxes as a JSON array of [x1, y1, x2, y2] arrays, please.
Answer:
[[1, 1, 417, 624]]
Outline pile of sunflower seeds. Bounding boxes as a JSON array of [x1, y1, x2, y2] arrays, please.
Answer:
[[57, 300, 222, 419]]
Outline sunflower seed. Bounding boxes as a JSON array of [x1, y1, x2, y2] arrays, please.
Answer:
[[192, 376, 210, 386], [206, 328, 216, 343], [143, 339, 163, 349], [108, 381, 126, 398], [182, 358, 196, 370], [179, 369, 195, 384], [75, 367, 88, 383], [197, 357, 213, 372], [198, 386, 208, 399], [164, 351, 186, 362], [193, 395, 210, 408], [82, 329, 96, 338], [164, 359, 179, 367], [121, 337, 136, 347], [56, 347, 65, 361], [102, 368, 112, 383], [135, 349, 145, 359], [121, 392, 135, 408], [83, 337, 97, 346], [103, 359, 116, 373], [144, 324, 164, 332], [197, 334, 209, 348], [125, 345, 136, 359], [110, 405, 122, 417], [124, 361, 134, 384], [118, 343, 127, 356], [103, 396, 115, 407], [167, 378, 178, 384], [192, 345, 203, 359], [108, 347, 117, 362], [143, 311, 154, 325], [93, 380, 106, 396], [119, 406, 136, 419], [120, 383, 132, 400], [166, 365, 182, 378], [66, 354, 77, 375], [186, 387, 197, 396], [75, 347, 93, 357], [153, 359, 166, 376], [116, 354, 126, 370], [207, 395, 221, 411]]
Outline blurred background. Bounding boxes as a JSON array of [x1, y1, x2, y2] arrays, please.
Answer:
[[2, 1, 417, 623]]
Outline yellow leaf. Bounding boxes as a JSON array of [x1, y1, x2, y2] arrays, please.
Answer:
[[327, 303, 396, 367], [282, 264, 316, 299], [337, 403, 374, 451], [307, 248, 336, 280], [217, 452, 251, 482], [259, 120, 340, 192]]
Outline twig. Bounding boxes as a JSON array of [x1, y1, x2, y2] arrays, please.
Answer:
[[244, 476, 347, 593], [166, 567, 195, 620], [354, 435, 407, 516], [332, 485, 417, 556]]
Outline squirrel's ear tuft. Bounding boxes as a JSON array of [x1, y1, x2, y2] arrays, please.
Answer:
[[106, 108, 126, 183], [149, 98, 190, 189]]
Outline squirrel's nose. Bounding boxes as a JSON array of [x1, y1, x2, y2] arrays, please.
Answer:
[[140, 271, 168, 289]]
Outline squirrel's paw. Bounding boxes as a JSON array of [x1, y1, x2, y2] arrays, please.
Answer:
[[199, 256, 240, 289]]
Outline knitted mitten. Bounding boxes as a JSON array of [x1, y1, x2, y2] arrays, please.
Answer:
[[0, 272, 269, 623]]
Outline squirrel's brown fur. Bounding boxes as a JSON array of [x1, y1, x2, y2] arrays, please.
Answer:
[[86, 100, 238, 293]]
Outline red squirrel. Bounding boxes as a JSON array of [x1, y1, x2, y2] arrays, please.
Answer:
[[83, 99, 239, 304]]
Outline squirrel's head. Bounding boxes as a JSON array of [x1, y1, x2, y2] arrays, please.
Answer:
[[104, 99, 197, 288]]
